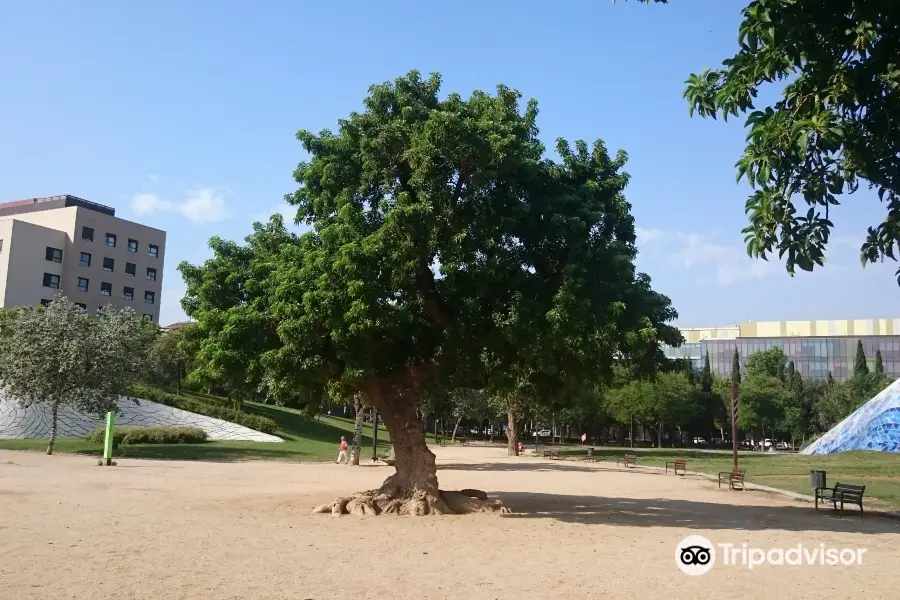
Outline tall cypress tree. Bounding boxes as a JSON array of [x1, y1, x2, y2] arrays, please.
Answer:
[[827, 371, 835, 386], [854, 340, 869, 377], [786, 360, 795, 386], [701, 351, 712, 394], [875, 349, 885, 376], [731, 347, 741, 385]]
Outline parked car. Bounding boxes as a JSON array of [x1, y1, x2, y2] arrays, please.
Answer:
[[533, 429, 551, 437], [692, 437, 707, 445]]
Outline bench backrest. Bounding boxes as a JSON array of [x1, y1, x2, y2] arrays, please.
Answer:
[[624, 454, 636, 461], [834, 482, 866, 498], [675, 459, 686, 467], [731, 469, 745, 481]]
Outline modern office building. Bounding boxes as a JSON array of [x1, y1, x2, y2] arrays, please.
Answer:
[[0, 195, 165, 322], [664, 319, 900, 382]]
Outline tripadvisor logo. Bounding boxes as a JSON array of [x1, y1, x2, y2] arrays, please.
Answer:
[[676, 535, 867, 574]]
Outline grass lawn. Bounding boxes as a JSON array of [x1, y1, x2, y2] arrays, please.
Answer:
[[558, 446, 900, 510], [0, 401, 399, 462]]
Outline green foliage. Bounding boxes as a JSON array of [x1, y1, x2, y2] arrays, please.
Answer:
[[605, 372, 696, 430], [875, 349, 885, 375], [731, 348, 741, 385], [700, 352, 712, 394], [85, 425, 207, 445], [147, 328, 189, 387], [0, 295, 156, 453], [738, 374, 788, 432], [745, 347, 786, 379], [179, 72, 680, 470], [681, 1, 900, 283], [131, 384, 279, 435], [854, 340, 869, 376], [814, 372, 892, 430]]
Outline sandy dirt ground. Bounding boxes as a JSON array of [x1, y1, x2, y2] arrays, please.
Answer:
[[1, 445, 899, 600]]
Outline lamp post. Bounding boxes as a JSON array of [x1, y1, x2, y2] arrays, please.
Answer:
[[731, 379, 739, 470]]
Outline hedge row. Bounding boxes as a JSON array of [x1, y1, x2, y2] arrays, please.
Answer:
[[131, 384, 279, 435], [86, 425, 207, 445]]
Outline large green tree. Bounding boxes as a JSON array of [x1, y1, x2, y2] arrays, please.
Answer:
[[854, 340, 869, 376], [181, 72, 679, 515], [678, 0, 900, 282]]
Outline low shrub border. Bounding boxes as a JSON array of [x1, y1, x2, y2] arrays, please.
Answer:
[[130, 384, 279, 435], [85, 425, 207, 445]]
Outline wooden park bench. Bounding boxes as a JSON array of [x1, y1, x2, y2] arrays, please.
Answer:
[[617, 454, 637, 468], [815, 482, 866, 516], [542, 448, 561, 460], [457, 437, 470, 446], [718, 468, 745, 491], [665, 458, 687, 476], [586, 447, 595, 463]]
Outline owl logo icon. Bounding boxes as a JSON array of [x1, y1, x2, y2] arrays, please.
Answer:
[[676, 535, 716, 575]]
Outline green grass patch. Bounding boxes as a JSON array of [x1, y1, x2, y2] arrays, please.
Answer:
[[562, 446, 900, 509], [0, 401, 397, 463]]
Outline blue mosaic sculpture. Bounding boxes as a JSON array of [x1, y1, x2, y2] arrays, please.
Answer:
[[802, 377, 900, 455]]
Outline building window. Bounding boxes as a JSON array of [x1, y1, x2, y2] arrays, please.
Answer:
[[77, 277, 89, 292], [42, 273, 60, 289], [123, 286, 134, 301], [144, 314, 154, 322], [144, 291, 155, 304], [79, 252, 92, 267], [100, 282, 112, 296], [105, 233, 117, 247], [148, 244, 159, 258], [127, 238, 138, 253], [75, 302, 87, 310], [45, 247, 62, 263], [40, 298, 51, 307], [125, 262, 136, 276], [82, 226, 94, 242], [103, 257, 115, 271], [146, 267, 157, 281]]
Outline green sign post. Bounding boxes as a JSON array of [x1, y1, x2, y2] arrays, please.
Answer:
[[102, 411, 116, 466]]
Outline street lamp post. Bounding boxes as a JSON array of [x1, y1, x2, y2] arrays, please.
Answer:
[[731, 380, 739, 470]]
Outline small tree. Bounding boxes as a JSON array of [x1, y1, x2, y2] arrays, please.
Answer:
[[731, 348, 741, 385], [0, 296, 153, 454], [147, 328, 188, 393], [700, 351, 712, 394], [875, 350, 885, 376], [854, 340, 869, 377]]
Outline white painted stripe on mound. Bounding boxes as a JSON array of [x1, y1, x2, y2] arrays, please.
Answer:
[[0, 393, 282, 442]]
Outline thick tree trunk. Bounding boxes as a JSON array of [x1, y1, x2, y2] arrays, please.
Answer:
[[506, 410, 520, 456], [312, 376, 509, 516], [47, 400, 59, 455], [450, 416, 463, 442], [351, 396, 364, 465]]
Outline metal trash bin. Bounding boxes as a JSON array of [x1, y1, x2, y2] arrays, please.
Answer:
[[810, 470, 827, 489]]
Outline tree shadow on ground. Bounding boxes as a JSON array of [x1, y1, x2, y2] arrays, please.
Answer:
[[438, 461, 673, 476], [495, 491, 900, 534]]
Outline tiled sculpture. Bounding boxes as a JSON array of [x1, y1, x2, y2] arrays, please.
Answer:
[[0, 393, 282, 442], [801, 377, 900, 455]]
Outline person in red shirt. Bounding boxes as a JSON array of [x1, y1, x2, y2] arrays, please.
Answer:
[[336, 436, 349, 464]]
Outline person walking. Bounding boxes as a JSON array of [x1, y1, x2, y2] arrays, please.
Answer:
[[581, 432, 587, 446], [336, 436, 349, 464]]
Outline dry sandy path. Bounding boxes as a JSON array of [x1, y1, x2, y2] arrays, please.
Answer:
[[1, 446, 898, 600]]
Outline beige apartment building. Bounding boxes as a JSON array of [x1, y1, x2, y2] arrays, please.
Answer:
[[0, 195, 166, 322]]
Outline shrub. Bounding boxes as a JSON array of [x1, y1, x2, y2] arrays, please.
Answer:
[[129, 384, 279, 435], [85, 425, 207, 445]]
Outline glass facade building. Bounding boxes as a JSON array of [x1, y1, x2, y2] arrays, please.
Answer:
[[664, 335, 900, 382]]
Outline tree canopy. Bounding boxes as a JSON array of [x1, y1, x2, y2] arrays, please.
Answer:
[[179, 71, 680, 515], [680, 0, 900, 282], [0, 296, 155, 454]]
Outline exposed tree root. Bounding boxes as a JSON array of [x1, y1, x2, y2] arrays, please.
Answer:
[[312, 487, 511, 516]]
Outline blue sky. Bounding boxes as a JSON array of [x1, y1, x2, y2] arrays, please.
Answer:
[[1, 0, 897, 327]]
